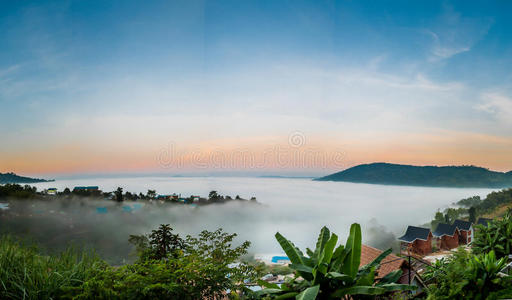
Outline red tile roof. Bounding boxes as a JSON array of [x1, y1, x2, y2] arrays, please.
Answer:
[[360, 244, 405, 278]]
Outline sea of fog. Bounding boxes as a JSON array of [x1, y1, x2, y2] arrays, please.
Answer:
[[22, 177, 495, 261]]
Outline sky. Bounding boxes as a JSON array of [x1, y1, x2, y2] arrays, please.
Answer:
[[1, 0, 512, 177]]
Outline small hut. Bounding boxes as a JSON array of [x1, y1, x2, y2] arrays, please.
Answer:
[[398, 226, 433, 256], [432, 223, 459, 250], [453, 219, 473, 244]]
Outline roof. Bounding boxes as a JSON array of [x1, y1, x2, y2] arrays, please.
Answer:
[[360, 245, 405, 278], [453, 219, 472, 231], [271, 256, 290, 263], [433, 223, 458, 238], [477, 218, 492, 227], [74, 186, 99, 190], [398, 226, 431, 243]]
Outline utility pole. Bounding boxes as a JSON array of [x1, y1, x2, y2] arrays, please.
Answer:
[[408, 255, 411, 285]]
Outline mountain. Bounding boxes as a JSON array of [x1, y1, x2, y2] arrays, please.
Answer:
[[315, 163, 512, 188], [0, 172, 53, 184]]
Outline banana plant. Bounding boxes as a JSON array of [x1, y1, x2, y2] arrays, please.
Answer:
[[256, 224, 415, 299], [473, 210, 512, 259]]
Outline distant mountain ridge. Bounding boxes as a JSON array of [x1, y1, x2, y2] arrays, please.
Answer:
[[316, 163, 512, 188], [0, 172, 53, 184]]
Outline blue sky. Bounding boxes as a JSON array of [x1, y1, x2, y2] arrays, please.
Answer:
[[1, 0, 512, 175]]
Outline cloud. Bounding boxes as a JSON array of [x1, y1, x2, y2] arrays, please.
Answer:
[[477, 93, 512, 126], [424, 6, 493, 62], [426, 30, 471, 60]]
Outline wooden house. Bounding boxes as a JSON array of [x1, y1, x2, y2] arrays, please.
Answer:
[[432, 223, 459, 250], [398, 226, 433, 256], [453, 219, 473, 245]]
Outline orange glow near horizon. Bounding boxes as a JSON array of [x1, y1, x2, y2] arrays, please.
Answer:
[[2, 131, 512, 176]]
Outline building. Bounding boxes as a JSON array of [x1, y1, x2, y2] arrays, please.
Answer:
[[270, 256, 290, 264], [360, 245, 425, 294], [398, 226, 433, 256], [432, 223, 459, 250], [73, 186, 99, 191], [476, 217, 493, 228], [47, 188, 57, 195], [452, 219, 474, 244]]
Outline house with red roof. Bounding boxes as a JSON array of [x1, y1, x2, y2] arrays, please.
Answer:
[[360, 245, 425, 294]]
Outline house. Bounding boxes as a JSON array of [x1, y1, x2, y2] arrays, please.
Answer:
[[73, 186, 99, 191], [398, 226, 433, 255], [360, 245, 425, 294], [432, 223, 459, 250], [476, 217, 493, 228], [452, 219, 474, 244], [191, 195, 200, 203], [47, 188, 57, 195]]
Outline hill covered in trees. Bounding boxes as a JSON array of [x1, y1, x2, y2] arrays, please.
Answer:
[[0, 172, 53, 184], [316, 163, 512, 188]]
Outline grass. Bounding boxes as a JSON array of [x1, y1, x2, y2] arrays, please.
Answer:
[[0, 235, 104, 299]]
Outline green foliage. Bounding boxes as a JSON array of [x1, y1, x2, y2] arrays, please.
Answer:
[[0, 184, 38, 199], [457, 196, 482, 208], [474, 188, 512, 214], [472, 210, 512, 259], [468, 206, 476, 224], [70, 227, 257, 299], [257, 224, 414, 299], [0, 235, 103, 299], [114, 187, 124, 202], [129, 224, 184, 260], [424, 249, 512, 300]]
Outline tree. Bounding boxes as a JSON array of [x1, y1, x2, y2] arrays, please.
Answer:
[[129, 224, 184, 260], [63, 187, 71, 195], [468, 206, 477, 223], [257, 224, 414, 299], [114, 187, 123, 202], [431, 211, 445, 229], [208, 190, 219, 200], [149, 224, 184, 260], [75, 227, 257, 299], [147, 189, 156, 199]]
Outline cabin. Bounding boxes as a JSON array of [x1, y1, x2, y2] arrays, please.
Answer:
[[73, 186, 101, 196], [476, 217, 492, 228], [73, 186, 99, 191], [47, 188, 57, 195], [432, 223, 459, 250], [360, 245, 425, 294], [398, 226, 433, 256], [452, 219, 473, 245]]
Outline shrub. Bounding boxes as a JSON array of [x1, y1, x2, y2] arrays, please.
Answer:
[[472, 210, 512, 259], [424, 249, 512, 299]]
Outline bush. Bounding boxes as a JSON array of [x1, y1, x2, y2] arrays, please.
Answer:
[[68, 227, 258, 299], [472, 210, 512, 259], [424, 249, 512, 299]]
